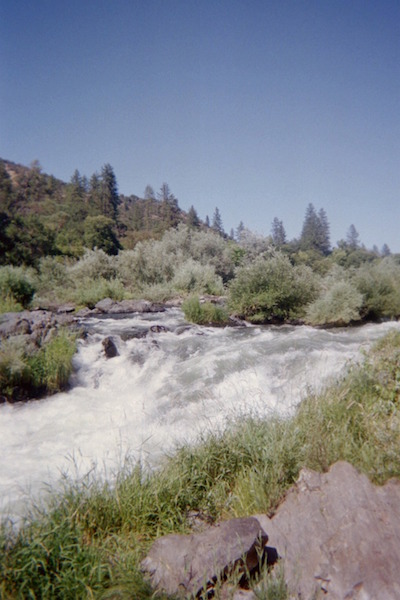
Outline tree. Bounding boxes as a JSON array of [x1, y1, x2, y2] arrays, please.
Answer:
[[317, 208, 330, 255], [271, 217, 286, 246], [187, 205, 200, 228], [83, 215, 121, 255], [346, 224, 360, 250], [157, 183, 180, 228], [100, 163, 120, 220], [212, 207, 224, 236], [144, 185, 155, 200], [0, 161, 14, 214], [300, 204, 330, 255], [205, 215, 210, 228], [381, 243, 391, 257], [236, 221, 245, 242]]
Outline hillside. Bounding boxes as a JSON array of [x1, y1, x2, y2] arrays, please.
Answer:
[[0, 159, 206, 265]]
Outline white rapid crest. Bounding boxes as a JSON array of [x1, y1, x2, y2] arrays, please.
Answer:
[[1, 308, 399, 521]]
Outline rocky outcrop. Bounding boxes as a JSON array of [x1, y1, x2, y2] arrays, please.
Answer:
[[94, 298, 165, 314], [141, 517, 271, 598], [0, 310, 75, 344], [256, 461, 400, 600], [141, 462, 400, 599]]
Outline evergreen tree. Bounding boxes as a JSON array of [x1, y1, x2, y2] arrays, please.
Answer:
[[346, 224, 360, 249], [317, 208, 330, 255], [156, 183, 180, 227], [100, 164, 120, 220], [381, 243, 391, 257], [300, 203, 330, 254], [236, 221, 245, 242], [144, 185, 155, 200], [212, 207, 224, 235], [205, 215, 210, 228], [187, 205, 200, 228], [271, 217, 286, 246], [84, 215, 121, 255], [0, 161, 14, 214]]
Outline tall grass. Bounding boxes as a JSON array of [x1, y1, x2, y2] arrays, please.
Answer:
[[1, 331, 400, 598], [0, 329, 77, 401]]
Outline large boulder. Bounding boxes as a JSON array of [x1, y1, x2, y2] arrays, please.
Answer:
[[141, 517, 270, 598], [255, 461, 400, 599]]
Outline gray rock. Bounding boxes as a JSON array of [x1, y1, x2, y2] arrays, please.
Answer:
[[102, 336, 119, 358], [255, 461, 400, 600], [141, 517, 268, 598], [94, 298, 166, 314]]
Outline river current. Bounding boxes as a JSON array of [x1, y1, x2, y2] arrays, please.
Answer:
[[1, 309, 399, 522]]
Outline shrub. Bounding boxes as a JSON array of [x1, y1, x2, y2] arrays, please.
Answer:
[[68, 248, 117, 282], [0, 266, 35, 309], [182, 296, 229, 325], [172, 259, 224, 295], [306, 279, 363, 326], [353, 257, 400, 320], [72, 277, 125, 308], [228, 251, 319, 322]]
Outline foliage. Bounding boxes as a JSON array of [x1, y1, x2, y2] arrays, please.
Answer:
[[299, 203, 330, 255], [228, 251, 319, 322], [182, 296, 229, 325], [0, 329, 77, 401], [305, 278, 363, 326], [353, 257, 400, 320], [0, 265, 35, 309], [83, 215, 121, 255]]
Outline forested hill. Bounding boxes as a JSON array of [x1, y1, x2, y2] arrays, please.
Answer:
[[0, 159, 208, 265]]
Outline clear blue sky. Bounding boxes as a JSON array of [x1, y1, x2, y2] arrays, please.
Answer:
[[1, 0, 399, 251]]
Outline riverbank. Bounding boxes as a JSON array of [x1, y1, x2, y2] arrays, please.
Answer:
[[1, 329, 399, 598]]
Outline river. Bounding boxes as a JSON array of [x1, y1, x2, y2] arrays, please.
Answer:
[[1, 309, 399, 522]]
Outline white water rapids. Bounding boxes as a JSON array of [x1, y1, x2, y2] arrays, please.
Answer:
[[1, 309, 399, 522]]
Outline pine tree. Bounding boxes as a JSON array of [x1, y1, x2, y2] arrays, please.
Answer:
[[100, 164, 120, 220], [346, 224, 360, 249], [236, 221, 245, 242], [271, 217, 286, 246], [212, 207, 224, 235], [300, 204, 330, 254], [187, 205, 200, 228], [381, 243, 391, 257]]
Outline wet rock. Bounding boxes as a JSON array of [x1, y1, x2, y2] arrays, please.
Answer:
[[255, 461, 400, 600], [141, 517, 269, 598], [102, 336, 119, 358], [149, 325, 168, 333]]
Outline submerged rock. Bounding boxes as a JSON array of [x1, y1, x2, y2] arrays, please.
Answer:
[[102, 336, 119, 358]]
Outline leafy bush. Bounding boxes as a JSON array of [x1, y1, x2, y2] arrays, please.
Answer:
[[72, 277, 125, 308], [306, 279, 363, 326], [354, 257, 400, 320], [68, 248, 117, 282], [228, 251, 319, 322], [182, 296, 229, 325], [0, 266, 35, 309], [172, 259, 224, 295]]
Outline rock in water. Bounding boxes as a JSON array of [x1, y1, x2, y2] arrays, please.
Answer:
[[102, 336, 119, 358], [141, 517, 269, 597], [255, 461, 400, 600]]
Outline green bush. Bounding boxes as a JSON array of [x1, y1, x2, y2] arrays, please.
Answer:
[[354, 257, 400, 320], [228, 251, 319, 322], [305, 279, 363, 326], [182, 296, 229, 325], [0, 266, 35, 309]]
